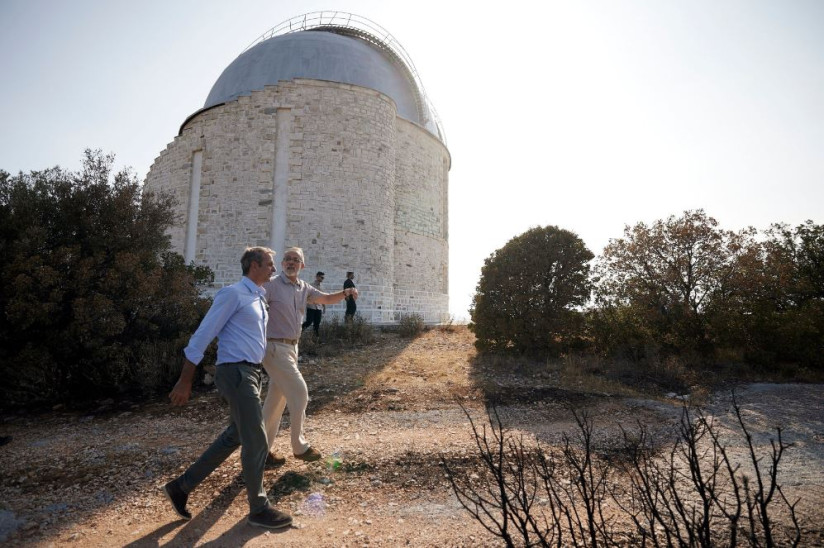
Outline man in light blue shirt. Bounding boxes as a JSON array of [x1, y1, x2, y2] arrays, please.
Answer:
[[163, 246, 292, 530]]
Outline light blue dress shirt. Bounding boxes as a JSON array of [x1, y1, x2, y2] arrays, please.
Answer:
[[183, 277, 268, 366]]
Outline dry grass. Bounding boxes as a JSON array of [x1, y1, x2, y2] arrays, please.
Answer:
[[305, 325, 816, 408], [303, 325, 481, 414]]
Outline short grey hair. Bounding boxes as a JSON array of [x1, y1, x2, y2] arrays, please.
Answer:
[[282, 246, 305, 264], [241, 246, 275, 275]]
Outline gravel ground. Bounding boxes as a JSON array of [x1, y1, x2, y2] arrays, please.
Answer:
[[1, 329, 822, 547]]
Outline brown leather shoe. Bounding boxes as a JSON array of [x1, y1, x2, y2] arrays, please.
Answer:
[[294, 447, 322, 462], [266, 451, 286, 468]]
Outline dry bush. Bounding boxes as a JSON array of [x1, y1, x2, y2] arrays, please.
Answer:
[[397, 313, 426, 338], [439, 314, 457, 333], [299, 314, 376, 356], [444, 396, 802, 547]]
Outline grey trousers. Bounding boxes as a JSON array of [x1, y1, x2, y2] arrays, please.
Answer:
[[176, 362, 269, 514]]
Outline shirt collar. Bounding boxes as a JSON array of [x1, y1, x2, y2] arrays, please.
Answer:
[[276, 273, 302, 287], [241, 276, 265, 295]]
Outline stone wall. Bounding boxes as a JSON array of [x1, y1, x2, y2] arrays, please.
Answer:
[[145, 78, 449, 323], [284, 79, 396, 320], [393, 118, 450, 318]]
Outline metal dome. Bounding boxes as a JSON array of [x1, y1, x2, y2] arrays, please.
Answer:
[[201, 12, 444, 140]]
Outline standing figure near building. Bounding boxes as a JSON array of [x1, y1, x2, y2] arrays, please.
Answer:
[[301, 271, 325, 337], [343, 271, 357, 323], [164, 247, 292, 530], [262, 248, 357, 466]]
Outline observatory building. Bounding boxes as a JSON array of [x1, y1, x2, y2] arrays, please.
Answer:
[[144, 13, 450, 323]]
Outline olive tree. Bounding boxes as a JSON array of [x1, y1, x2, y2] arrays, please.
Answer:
[[470, 226, 593, 355]]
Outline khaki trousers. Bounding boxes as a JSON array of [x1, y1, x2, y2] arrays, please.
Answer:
[[262, 341, 310, 455]]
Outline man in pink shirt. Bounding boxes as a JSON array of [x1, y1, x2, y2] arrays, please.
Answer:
[[262, 247, 358, 464]]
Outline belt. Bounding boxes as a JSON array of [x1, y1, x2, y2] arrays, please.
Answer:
[[219, 360, 262, 368], [268, 337, 299, 345]]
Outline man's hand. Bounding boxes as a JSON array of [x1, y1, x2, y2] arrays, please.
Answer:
[[348, 288, 359, 301], [169, 378, 193, 406], [169, 359, 197, 406]]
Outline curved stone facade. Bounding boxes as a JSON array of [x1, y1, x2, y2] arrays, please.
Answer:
[[145, 78, 450, 323]]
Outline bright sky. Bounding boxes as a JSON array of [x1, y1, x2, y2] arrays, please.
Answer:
[[2, 0, 822, 320]]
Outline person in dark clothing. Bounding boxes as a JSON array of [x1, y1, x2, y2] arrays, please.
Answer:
[[301, 271, 325, 336], [343, 271, 357, 323]]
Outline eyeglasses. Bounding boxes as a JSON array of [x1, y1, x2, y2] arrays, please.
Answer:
[[283, 256, 302, 263]]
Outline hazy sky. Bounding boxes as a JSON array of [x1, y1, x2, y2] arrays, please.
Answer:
[[2, 0, 822, 319]]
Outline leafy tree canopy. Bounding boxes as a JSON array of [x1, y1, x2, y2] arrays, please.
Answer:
[[593, 209, 755, 352], [470, 225, 593, 356], [0, 150, 212, 407], [709, 220, 824, 367]]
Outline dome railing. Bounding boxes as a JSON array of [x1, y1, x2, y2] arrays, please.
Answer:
[[241, 11, 446, 144]]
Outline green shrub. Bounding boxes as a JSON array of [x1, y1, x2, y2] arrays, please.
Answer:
[[0, 151, 212, 408], [470, 225, 593, 357]]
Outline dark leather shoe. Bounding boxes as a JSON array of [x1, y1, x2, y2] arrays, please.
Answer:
[[163, 479, 191, 521], [248, 505, 292, 529]]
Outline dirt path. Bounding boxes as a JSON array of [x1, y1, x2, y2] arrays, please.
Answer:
[[2, 329, 822, 546]]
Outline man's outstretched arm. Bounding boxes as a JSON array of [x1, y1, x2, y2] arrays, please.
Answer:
[[311, 287, 359, 305]]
